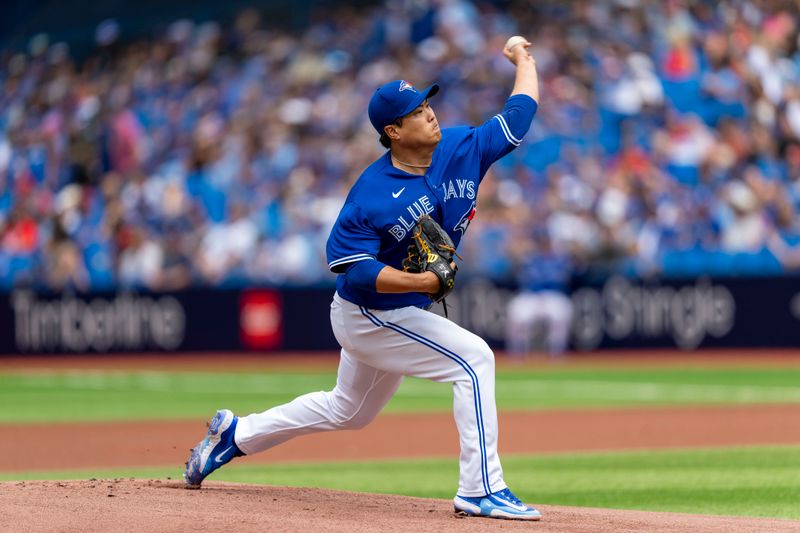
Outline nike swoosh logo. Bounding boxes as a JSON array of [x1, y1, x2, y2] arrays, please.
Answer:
[[215, 446, 233, 463], [392, 187, 406, 198], [489, 495, 528, 512]]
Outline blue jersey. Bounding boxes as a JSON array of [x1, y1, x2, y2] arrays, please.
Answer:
[[326, 94, 538, 309]]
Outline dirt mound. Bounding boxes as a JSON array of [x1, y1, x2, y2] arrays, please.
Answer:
[[3, 480, 798, 533]]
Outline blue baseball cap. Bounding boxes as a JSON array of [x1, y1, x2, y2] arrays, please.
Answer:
[[368, 80, 440, 134]]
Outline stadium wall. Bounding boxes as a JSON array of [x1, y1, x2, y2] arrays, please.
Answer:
[[2, 276, 799, 354]]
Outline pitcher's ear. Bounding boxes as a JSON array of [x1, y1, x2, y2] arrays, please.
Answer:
[[384, 124, 401, 141]]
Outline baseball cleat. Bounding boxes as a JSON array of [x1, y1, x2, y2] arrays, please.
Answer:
[[453, 488, 542, 520], [184, 409, 243, 489]]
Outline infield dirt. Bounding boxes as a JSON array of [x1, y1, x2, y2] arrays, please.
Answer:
[[3, 479, 799, 532], [3, 404, 800, 471]]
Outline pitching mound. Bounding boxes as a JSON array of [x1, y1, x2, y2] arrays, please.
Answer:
[[3, 480, 799, 532]]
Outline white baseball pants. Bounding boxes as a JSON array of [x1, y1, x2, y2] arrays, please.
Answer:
[[235, 292, 507, 497]]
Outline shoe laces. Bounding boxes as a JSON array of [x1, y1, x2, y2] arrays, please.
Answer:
[[495, 488, 523, 505]]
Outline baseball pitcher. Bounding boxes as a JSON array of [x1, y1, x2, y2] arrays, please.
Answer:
[[185, 37, 541, 521]]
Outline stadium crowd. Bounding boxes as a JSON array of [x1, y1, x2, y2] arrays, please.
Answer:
[[1, 0, 800, 292]]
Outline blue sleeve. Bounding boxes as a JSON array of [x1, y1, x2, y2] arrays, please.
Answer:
[[475, 94, 538, 174], [343, 259, 385, 291], [326, 202, 381, 273]]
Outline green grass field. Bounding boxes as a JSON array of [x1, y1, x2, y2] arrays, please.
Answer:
[[3, 365, 800, 422], [2, 446, 799, 519], [3, 361, 800, 519]]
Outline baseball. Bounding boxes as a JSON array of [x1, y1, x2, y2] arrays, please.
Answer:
[[504, 35, 528, 51]]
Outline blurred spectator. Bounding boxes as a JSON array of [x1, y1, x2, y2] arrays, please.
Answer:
[[118, 226, 163, 289], [720, 178, 767, 253], [44, 216, 89, 291]]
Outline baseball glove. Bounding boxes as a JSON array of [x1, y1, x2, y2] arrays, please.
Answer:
[[402, 214, 461, 303]]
